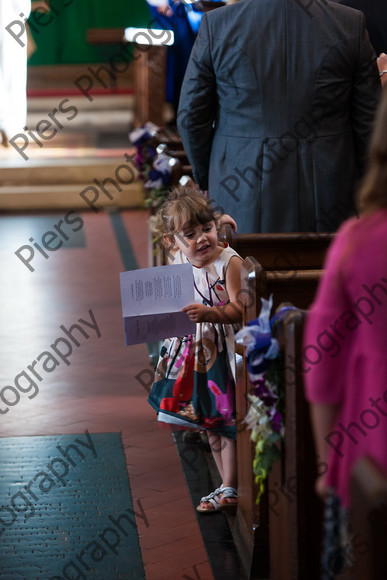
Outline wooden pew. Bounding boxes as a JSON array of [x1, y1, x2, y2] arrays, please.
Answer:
[[234, 258, 269, 579], [86, 28, 126, 44], [351, 457, 387, 579], [222, 225, 333, 272], [260, 267, 322, 311], [87, 28, 167, 126], [221, 225, 334, 310], [268, 308, 323, 580], [235, 257, 324, 578], [151, 129, 193, 179]]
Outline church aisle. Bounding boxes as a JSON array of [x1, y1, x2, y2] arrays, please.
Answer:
[[0, 209, 214, 580]]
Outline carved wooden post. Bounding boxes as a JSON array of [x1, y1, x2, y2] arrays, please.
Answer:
[[133, 45, 166, 127]]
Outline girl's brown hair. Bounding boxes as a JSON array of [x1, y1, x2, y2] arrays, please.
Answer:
[[151, 186, 218, 241], [358, 87, 387, 214]]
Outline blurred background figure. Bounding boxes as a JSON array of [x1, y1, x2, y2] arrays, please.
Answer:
[[0, 0, 31, 145], [146, 1, 224, 121], [304, 87, 387, 579]]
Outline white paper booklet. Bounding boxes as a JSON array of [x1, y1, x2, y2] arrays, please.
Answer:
[[120, 263, 196, 345]]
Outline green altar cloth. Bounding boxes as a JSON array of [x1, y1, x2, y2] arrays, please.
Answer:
[[28, 0, 151, 66]]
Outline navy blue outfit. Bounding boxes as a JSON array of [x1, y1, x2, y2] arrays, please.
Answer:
[[147, 1, 220, 113]]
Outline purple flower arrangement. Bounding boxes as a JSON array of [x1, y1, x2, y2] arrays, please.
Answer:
[[236, 298, 296, 502], [129, 122, 173, 211]]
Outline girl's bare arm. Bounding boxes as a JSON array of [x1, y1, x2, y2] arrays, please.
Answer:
[[183, 257, 243, 324]]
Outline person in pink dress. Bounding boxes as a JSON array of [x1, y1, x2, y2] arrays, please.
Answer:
[[304, 88, 387, 578]]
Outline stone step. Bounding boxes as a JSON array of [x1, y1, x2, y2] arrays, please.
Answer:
[[27, 94, 134, 112], [0, 155, 136, 186], [26, 109, 133, 131], [28, 64, 134, 91], [26, 94, 134, 131], [0, 182, 143, 211]]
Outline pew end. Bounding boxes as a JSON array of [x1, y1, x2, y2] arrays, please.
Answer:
[[235, 257, 324, 578], [351, 457, 387, 579], [268, 308, 324, 580], [234, 257, 270, 578], [87, 28, 168, 126]]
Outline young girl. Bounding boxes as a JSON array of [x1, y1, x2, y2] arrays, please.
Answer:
[[304, 88, 387, 577], [148, 186, 243, 513]]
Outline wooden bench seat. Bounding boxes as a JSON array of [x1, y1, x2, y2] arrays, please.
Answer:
[[234, 258, 269, 579], [86, 28, 126, 45], [268, 308, 323, 579], [235, 257, 324, 578], [261, 267, 323, 310], [151, 130, 193, 179], [221, 225, 333, 272], [87, 28, 167, 126]]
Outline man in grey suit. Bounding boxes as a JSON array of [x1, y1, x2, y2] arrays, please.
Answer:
[[177, 0, 381, 233]]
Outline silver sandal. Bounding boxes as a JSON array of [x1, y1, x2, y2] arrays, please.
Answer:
[[218, 486, 238, 514], [196, 485, 224, 513]]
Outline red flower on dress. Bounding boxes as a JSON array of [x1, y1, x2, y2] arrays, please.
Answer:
[[202, 417, 222, 429]]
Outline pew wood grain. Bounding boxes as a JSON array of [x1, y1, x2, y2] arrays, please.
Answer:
[[351, 457, 387, 580], [235, 258, 324, 578]]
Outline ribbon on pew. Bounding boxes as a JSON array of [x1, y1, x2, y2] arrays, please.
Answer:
[[236, 298, 297, 502]]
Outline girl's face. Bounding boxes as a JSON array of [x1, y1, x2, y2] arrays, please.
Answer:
[[173, 220, 220, 267]]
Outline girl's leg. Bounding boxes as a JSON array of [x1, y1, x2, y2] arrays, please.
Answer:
[[218, 436, 237, 506], [197, 431, 224, 511], [219, 436, 237, 489], [206, 433, 237, 491], [207, 431, 224, 479], [197, 433, 237, 511]]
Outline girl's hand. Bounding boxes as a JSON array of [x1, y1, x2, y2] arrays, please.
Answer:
[[182, 303, 216, 323], [314, 476, 331, 500], [218, 213, 237, 232]]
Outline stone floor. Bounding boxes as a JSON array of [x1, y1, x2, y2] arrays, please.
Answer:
[[0, 96, 244, 578]]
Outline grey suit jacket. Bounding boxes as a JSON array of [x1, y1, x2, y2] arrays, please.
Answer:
[[177, 0, 381, 233]]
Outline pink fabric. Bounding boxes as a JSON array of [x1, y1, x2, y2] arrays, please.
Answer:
[[303, 209, 387, 506]]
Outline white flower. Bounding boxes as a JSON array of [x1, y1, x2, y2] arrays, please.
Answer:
[[145, 177, 164, 189], [153, 152, 172, 173], [129, 121, 160, 145], [244, 395, 264, 430], [236, 295, 278, 357]]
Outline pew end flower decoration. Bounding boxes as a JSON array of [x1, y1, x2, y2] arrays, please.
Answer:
[[129, 122, 173, 211], [236, 298, 296, 503]]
